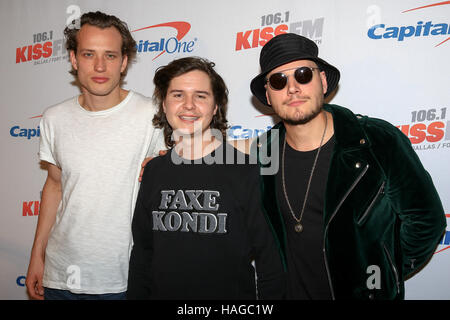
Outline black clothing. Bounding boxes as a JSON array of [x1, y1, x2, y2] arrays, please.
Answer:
[[275, 136, 335, 299], [127, 143, 285, 300], [257, 104, 446, 299]]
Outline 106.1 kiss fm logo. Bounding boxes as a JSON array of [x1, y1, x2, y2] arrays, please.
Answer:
[[15, 30, 68, 65], [15, 5, 80, 65], [235, 10, 324, 51], [22, 191, 41, 217], [397, 107, 450, 151]]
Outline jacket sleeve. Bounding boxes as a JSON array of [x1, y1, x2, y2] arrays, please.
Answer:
[[246, 166, 286, 299], [383, 124, 446, 279], [127, 166, 153, 299]]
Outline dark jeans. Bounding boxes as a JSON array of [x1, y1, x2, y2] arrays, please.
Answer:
[[44, 287, 126, 300]]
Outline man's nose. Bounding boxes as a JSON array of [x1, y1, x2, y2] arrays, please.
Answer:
[[182, 94, 196, 110], [94, 56, 106, 72]]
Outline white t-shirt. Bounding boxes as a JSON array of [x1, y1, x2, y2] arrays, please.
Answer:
[[39, 91, 165, 294]]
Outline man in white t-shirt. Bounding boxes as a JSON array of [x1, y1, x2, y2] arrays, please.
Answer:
[[25, 11, 164, 300]]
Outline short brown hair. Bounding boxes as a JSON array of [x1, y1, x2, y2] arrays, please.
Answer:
[[64, 11, 137, 77], [153, 57, 229, 148]]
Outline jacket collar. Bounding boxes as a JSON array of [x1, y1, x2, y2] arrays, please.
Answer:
[[324, 104, 371, 150], [267, 104, 371, 151]]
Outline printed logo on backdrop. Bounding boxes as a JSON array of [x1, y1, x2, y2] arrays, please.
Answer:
[[14, 5, 81, 65], [235, 11, 324, 51], [16, 276, 26, 287], [396, 107, 450, 151], [15, 31, 68, 65], [227, 125, 273, 140], [435, 214, 450, 254], [367, 1, 450, 47], [22, 191, 41, 217], [9, 115, 41, 140], [132, 22, 197, 61]]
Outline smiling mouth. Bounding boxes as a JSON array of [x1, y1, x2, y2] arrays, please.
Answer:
[[179, 115, 200, 122]]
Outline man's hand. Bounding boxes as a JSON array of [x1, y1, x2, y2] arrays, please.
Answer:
[[139, 150, 167, 182], [231, 138, 253, 154], [25, 162, 62, 300], [25, 255, 45, 300]]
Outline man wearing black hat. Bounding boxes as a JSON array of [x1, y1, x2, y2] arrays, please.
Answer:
[[250, 33, 446, 300]]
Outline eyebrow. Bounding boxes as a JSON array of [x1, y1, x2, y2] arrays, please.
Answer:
[[169, 89, 212, 95], [79, 49, 121, 54]]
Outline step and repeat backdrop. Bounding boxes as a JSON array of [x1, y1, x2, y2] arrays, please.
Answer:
[[1, 0, 449, 299]]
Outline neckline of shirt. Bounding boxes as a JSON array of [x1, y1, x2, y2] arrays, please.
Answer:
[[75, 91, 134, 116], [285, 134, 336, 158]]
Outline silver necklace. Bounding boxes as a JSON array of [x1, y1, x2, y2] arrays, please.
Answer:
[[281, 113, 328, 233]]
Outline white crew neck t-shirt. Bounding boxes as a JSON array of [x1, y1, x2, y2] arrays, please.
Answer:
[[39, 91, 165, 294]]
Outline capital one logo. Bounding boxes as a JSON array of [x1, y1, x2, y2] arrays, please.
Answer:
[[435, 214, 450, 254], [132, 21, 196, 60], [10, 115, 42, 140], [367, 1, 450, 47]]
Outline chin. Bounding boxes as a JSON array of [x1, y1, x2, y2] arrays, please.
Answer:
[[83, 87, 115, 97], [282, 109, 322, 125]]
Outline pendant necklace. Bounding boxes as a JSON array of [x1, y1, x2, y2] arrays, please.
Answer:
[[281, 112, 328, 233]]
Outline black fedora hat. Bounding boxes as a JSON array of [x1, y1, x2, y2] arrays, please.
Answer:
[[250, 33, 340, 106]]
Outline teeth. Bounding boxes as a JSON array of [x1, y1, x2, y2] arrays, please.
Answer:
[[180, 116, 199, 121]]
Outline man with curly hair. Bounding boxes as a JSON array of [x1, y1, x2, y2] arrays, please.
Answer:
[[127, 57, 284, 299], [26, 11, 164, 300]]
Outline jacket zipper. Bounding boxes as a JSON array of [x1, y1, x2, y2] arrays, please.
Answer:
[[383, 243, 401, 295], [356, 181, 385, 225], [323, 163, 369, 300]]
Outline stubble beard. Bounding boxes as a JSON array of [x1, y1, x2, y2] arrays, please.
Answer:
[[279, 103, 323, 125]]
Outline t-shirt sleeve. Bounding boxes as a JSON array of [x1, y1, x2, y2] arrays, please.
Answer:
[[146, 127, 167, 158], [38, 115, 57, 166]]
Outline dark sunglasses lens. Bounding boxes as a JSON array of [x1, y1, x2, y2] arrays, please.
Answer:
[[268, 73, 287, 90], [294, 67, 313, 84]]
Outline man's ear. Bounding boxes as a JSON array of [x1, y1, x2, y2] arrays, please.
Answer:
[[69, 50, 78, 71], [120, 54, 128, 74], [320, 71, 328, 95], [265, 85, 272, 106]]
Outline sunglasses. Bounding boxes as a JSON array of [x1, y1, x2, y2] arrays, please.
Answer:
[[266, 66, 321, 90]]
